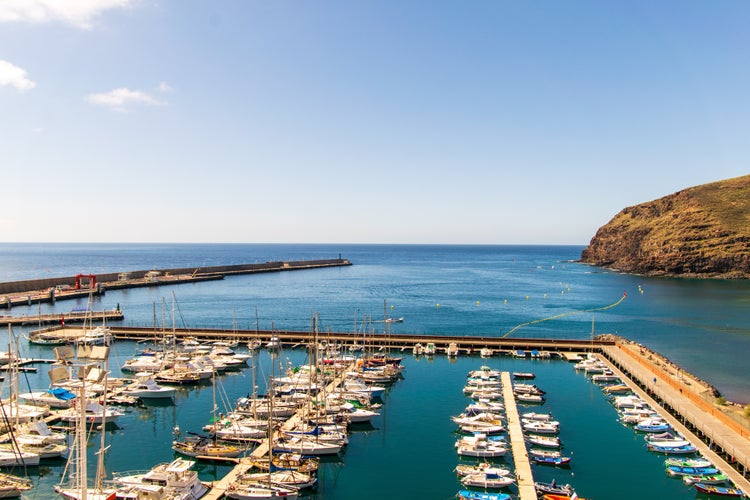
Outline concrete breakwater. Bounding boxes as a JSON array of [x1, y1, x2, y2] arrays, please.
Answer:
[[0, 258, 351, 308]]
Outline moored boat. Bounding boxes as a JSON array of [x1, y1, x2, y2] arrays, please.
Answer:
[[693, 483, 746, 497], [457, 490, 511, 500], [682, 473, 729, 485]]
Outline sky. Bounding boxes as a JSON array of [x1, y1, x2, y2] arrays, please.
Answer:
[[0, 1, 748, 245]]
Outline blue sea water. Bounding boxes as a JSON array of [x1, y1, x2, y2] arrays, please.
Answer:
[[0, 243, 748, 499]]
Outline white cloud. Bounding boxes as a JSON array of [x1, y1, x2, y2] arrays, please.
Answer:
[[0, 60, 36, 91], [0, 0, 135, 29], [158, 81, 172, 92], [87, 87, 165, 112]]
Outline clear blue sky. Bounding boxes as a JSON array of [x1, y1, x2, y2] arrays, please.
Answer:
[[1, 1, 747, 244]]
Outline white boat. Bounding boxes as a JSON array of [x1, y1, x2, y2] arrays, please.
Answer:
[[446, 343, 459, 357], [122, 377, 176, 399], [526, 434, 561, 448], [424, 343, 436, 355], [273, 435, 342, 456], [455, 434, 507, 458], [0, 472, 32, 498], [522, 412, 554, 422], [341, 379, 385, 399], [479, 347, 493, 358], [455, 462, 511, 478], [412, 343, 424, 356], [13, 419, 67, 445], [75, 325, 111, 346], [522, 420, 559, 434], [461, 471, 515, 489], [515, 393, 544, 404], [18, 389, 76, 409], [113, 457, 210, 500], [59, 401, 124, 425], [225, 482, 299, 500], [0, 448, 40, 467]]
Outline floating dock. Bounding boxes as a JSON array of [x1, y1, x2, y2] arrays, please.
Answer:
[[501, 371, 536, 500]]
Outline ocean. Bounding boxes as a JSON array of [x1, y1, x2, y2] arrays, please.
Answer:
[[0, 243, 748, 499]]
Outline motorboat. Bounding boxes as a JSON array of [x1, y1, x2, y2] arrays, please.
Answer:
[[113, 457, 210, 500]]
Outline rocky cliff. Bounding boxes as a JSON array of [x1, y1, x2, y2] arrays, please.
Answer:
[[581, 174, 750, 278]]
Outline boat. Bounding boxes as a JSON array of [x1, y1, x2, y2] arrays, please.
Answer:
[[461, 471, 515, 489], [424, 343, 436, 356], [0, 472, 33, 498], [522, 420, 559, 434], [121, 376, 176, 399], [665, 456, 713, 468], [512, 372, 535, 379], [59, 400, 124, 425], [682, 473, 729, 485], [457, 490, 511, 500], [515, 393, 544, 404], [513, 383, 546, 395], [455, 434, 507, 458], [455, 463, 511, 478], [666, 465, 719, 477], [526, 434, 561, 448], [522, 412, 554, 421], [172, 429, 244, 460], [446, 343, 459, 357], [529, 448, 562, 459], [647, 443, 698, 454], [479, 348, 493, 358], [113, 457, 210, 500], [412, 343, 424, 356], [534, 479, 575, 496], [532, 455, 572, 467], [634, 418, 671, 433], [693, 483, 746, 497]]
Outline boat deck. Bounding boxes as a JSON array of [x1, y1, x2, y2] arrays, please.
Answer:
[[501, 371, 536, 500]]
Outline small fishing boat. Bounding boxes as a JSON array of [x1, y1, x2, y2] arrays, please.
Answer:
[[529, 448, 562, 459], [527, 434, 561, 448], [666, 465, 719, 477], [665, 457, 713, 468], [461, 471, 515, 489], [455, 434, 507, 458], [457, 490, 511, 500], [455, 462, 511, 478], [522, 420, 559, 434], [693, 483, 746, 497], [682, 473, 729, 485], [542, 495, 589, 500], [634, 418, 671, 433], [522, 412, 554, 422], [512, 372, 535, 379], [515, 393, 545, 404], [648, 443, 698, 454], [532, 455, 571, 467], [534, 479, 574, 496]]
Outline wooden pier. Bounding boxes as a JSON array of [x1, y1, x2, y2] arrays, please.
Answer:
[[501, 371, 536, 500]]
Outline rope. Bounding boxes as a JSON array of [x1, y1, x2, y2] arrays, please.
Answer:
[[501, 292, 627, 338]]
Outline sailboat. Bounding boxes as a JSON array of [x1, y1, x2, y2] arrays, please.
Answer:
[[225, 376, 302, 500], [54, 344, 117, 500]]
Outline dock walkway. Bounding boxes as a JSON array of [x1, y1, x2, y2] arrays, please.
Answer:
[[501, 371, 536, 500], [600, 345, 750, 490]]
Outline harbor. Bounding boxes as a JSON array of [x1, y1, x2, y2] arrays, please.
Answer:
[[0, 243, 747, 499]]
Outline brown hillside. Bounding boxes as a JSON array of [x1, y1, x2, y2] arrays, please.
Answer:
[[580, 174, 750, 278]]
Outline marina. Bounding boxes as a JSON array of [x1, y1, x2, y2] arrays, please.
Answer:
[[0, 243, 747, 499]]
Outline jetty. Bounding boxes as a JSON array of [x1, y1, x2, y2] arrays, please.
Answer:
[[599, 342, 750, 489], [0, 258, 351, 308], [0, 308, 123, 327], [501, 371, 536, 500]]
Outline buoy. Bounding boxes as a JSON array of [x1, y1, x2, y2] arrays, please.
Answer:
[[525, 296, 529, 300], [476, 301, 480, 306], [436, 303, 440, 308], [503, 299, 507, 304], [543, 293, 547, 299]]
